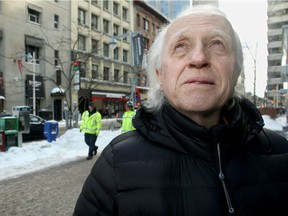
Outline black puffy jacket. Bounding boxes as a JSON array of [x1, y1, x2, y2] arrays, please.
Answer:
[[73, 98, 288, 216]]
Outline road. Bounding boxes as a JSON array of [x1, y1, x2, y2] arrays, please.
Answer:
[[0, 156, 97, 216], [0, 119, 121, 216]]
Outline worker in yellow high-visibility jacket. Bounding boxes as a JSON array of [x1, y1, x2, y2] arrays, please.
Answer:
[[121, 101, 136, 133], [80, 102, 102, 160]]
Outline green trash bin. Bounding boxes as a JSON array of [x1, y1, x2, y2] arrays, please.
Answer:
[[0, 116, 19, 149]]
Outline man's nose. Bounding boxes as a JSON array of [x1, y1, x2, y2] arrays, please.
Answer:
[[188, 45, 210, 69]]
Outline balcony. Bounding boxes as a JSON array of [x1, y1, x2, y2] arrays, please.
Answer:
[[268, 28, 282, 36], [268, 14, 288, 24], [268, 41, 282, 49], [268, 53, 282, 61], [267, 77, 283, 85], [268, 65, 282, 73], [268, 2, 288, 12]]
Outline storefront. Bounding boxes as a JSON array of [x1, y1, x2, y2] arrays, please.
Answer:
[[91, 91, 127, 118], [135, 86, 149, 107]]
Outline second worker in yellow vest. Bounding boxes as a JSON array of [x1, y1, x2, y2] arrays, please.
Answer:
[[121, 101, 136, 133]]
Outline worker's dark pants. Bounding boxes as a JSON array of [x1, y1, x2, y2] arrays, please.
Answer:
[[84, 133, 98, 157]]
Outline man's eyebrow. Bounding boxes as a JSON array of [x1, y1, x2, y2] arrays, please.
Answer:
[[169, 32, 190, 43], [172, 28, 229, 38], [213, 29, 229, 37]]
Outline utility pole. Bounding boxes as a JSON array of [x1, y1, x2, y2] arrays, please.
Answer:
[[244, 42, 258, 105], [32, 52, 36, 115]]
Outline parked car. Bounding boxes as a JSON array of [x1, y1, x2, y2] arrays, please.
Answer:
[[22, 114, 47, 141]]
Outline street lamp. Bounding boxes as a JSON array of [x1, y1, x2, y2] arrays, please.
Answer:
[[27, 52, 36, 115], [243, 42, 258, 105], [109, 37, 118, 50], [108, 32, 144, 104]]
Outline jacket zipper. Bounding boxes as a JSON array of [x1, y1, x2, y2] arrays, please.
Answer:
[[216, 142, 235, 214]]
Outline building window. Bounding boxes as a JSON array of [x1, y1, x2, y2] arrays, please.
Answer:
[[113, 47, 119, 60], [113, 2, 119, 16], [92, 64, 98, 79], [56, 68, 61, 85], [123, 49, 128, 62], [143, 37, 149, 49], [54, 14, 59, 29], [54, 50, 59, 66], [28, 8, 41, 24], [91, 0, 98, 6], [91, 39, 98, 54], [122, 7, 128, 20], [114, 69, 119, 82], [25, 45, 40, 64], [103, 0, 109, 10], [91, 14, 98, 30], [103, 19, 109, 34], [123, 28, 128, 41], [103, 43, 109, 57], [143, 18, 149, 31], [113, 24, 119, 36], [124, 71, 128, 83], [103, 67, 109, 81], [78, 35, 86, 51], [137, 14, 140, 27], [78, 8, 86, 25], [80, 62, 86, 77]]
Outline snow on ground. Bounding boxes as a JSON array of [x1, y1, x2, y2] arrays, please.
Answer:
[[0, 120, 121, 182], [0, 116, 287, 182], [262, 115, 284, 131]]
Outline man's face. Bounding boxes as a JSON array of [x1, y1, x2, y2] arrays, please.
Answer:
[[157, 14, 236, 120], [89, 105, 94, 111]]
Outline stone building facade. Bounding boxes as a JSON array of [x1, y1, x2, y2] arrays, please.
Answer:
[[0, 0, 168, 121]]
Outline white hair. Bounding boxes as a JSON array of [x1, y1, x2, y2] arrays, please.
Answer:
[[143, 6, 244, 112]]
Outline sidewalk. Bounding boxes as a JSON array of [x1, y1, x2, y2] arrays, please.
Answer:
[[0, 156, 96, 216]]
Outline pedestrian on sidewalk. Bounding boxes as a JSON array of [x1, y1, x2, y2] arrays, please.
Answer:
[[80, 102, 102, 160], [121, 101, 136, 133], [74, 6, 288, 215]]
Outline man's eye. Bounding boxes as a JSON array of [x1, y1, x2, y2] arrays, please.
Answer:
[[174, 43, 186, 51], [211, 40, 225, 50]]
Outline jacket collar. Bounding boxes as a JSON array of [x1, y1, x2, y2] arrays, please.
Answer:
[[133, 97, 264, 159]]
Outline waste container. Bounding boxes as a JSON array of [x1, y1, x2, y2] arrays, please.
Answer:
[[0, 116, 18, 151], [0, 132, 18, 152], [0, 132, 5, 151], [44, 121, 59, 143]]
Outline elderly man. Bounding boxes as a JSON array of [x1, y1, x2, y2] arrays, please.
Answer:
[[74, 6, 288, 215]]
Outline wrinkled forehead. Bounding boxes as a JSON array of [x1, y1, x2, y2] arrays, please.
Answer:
[[166, 14, 234, 41]]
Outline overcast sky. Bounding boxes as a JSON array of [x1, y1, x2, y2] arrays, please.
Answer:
[[219, 0, 268, 97]]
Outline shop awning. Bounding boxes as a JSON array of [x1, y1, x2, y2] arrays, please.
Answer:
[[51, 87, 65, 96]]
